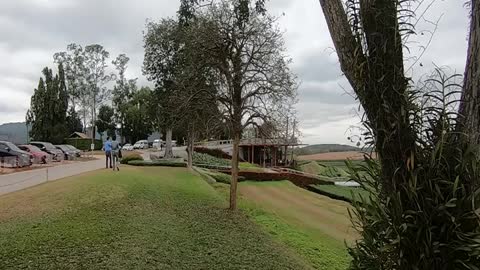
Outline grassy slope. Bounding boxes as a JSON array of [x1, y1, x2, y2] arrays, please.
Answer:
[[214, 181, 354, 270], [0, 167, 310, 270]]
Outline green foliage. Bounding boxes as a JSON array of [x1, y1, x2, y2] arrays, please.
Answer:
[[65, 138, 102, 151], [122, 87, 153, 144], [120, 153, 143, 164], [0, 167, 309, 269], [26, 64, 69, 144], [347, 70, 480, 269], [66, 107, 83, 134], [95, 105, 116, 138], [193, 152, 230, 167], [128, 160, 187, 167]]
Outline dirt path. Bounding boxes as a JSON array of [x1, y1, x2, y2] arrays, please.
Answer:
[[239, 182, 357, 243]]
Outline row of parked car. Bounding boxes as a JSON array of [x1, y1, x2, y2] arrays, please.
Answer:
[[0, 141, 82, 168], [121, 139, 177, 151]]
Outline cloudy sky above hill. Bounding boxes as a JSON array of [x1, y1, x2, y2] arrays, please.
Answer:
[[0, 0, 470, 144]]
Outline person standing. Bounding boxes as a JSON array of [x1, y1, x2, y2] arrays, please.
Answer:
[[111, 135, 121, 171], [104, 137, 112, 169]]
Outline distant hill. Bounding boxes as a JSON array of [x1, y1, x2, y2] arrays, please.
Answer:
[[0, 122, 29, 144], [295, 144, 361, 156]]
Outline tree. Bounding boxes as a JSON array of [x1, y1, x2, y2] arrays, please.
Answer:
[[26, 64, 69, 144], [95, 105, 116, 138], [318, 1, 480, 268], [188, 1, 297, 210], [112, 54, 137, 144], [66, 107, 83, 134], [143, 19, 182, 158], [459, 1, 480, 150], [84, 44, 114, 143], [54, 44, 89, 132], [123, 87, 154, 144]]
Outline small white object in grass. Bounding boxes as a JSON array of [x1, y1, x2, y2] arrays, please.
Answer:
[[334, 181, 360, 187]]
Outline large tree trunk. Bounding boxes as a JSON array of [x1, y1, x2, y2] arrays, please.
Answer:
[[229, 131, 240, 210], [319, 0, 414, 194], [164, 128, 174, 158], [460, 1, 480, 146]]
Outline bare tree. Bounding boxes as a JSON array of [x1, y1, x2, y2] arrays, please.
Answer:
[[192, 1, 297, 210], [84, 44, 114, 144]]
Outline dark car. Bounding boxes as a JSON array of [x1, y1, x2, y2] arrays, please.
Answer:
[[30, 142, 64, 162], [55, 145, 77, 160], [64, 145, 82, 157], [0, 141, 32, 167]]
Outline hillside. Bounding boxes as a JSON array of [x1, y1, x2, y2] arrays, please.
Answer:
[[295, 144, 361, 156], [0, 122, 29, 144]]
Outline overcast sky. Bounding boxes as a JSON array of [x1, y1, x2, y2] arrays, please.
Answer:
[[0, 0, 470, 145]]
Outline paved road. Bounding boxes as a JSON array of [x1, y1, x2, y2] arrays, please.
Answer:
[[0, 157, 105, 196]]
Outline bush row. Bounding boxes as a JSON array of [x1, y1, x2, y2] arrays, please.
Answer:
[[120, 154, 144, 164], [194, 147, 232, 159], [65, 138, 103, 151], [193, 152, 230, 167]]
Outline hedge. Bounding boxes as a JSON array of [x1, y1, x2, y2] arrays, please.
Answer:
[[65, 138, 102, 151], [120, 154, 144, 164], [128, 160, 187, 167], [194, 147, 232, 159]]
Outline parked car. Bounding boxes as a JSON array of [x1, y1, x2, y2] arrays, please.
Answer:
[[122, 144, 134, 151], [18, 145, 51, 164], [133, 140, 149, 149], [153, 139, 162, 149], [30, 142, 64, 162], [55, 145, 77, 160], [64, 145, 82, 157], [0, 141, 32, 167]]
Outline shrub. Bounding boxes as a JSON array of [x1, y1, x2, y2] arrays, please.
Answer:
[[194, 147, 232, 159], [120, 154, 143, 164], [128, 160, 186, 167], [193, 152, 230, 167], [65, 138, 102, 151]]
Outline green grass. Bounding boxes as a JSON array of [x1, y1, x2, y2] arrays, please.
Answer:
[[310, 185, 370, 203], [213, 181, 352, 270], [0, 167, 311, 269]]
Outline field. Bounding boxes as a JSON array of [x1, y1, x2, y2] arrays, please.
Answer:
[[214, 181, 355, 270], [298, 151, 368, 161], [0, 167, 310, 269]]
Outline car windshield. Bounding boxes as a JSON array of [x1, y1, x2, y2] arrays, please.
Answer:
[[4, 142, 22, 152], [26, 145, 42, 152]]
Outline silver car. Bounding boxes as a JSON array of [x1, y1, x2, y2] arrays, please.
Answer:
[[31, 142, 65, 162]]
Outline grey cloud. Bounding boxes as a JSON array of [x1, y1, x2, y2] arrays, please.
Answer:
[[0, 0, 471, 144]]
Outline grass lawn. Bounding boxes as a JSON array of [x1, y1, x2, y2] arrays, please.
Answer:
[[0, 167, 311, 270], [214, 181, 355, 270]]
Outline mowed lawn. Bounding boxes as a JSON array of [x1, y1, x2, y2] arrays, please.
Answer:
[[237, 181, 356, 270], [0, 167, 311, 270]]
